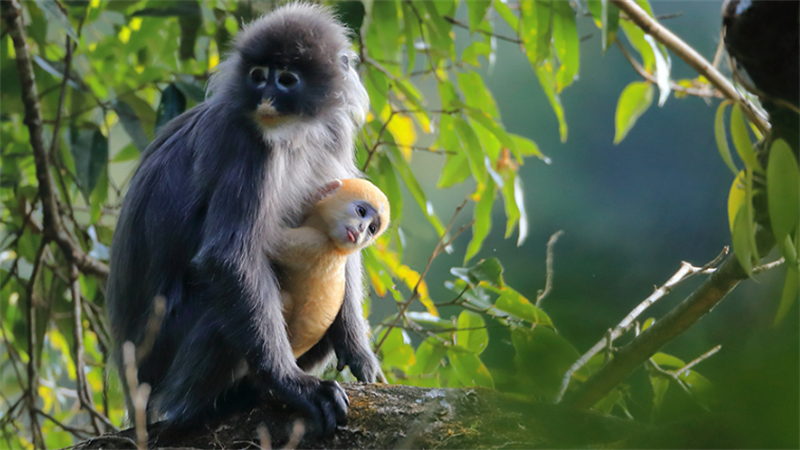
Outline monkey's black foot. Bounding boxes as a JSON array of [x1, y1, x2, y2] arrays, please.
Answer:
[[336, 346, 380, 383], [269, 375, 349, 437]]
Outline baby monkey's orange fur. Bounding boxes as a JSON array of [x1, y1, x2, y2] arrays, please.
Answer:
[[275, 179, 390, 358]]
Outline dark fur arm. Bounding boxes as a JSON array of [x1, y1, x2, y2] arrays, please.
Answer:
[[330, 253, 380, 382]]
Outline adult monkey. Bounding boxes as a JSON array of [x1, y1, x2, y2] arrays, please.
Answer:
[[107, 3, 377, 435]]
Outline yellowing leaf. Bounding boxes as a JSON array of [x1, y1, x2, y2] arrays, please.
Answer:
[[728, 171, 746, 234], [614, 81, 653, 144], [387, 114, 417, 160]]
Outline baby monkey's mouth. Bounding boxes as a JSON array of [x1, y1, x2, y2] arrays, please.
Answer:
[[345, 227, 357, 243]]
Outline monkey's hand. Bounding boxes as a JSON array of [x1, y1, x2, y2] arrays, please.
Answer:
[[335, 343, 381, 383], [274, 374, 349, 436]]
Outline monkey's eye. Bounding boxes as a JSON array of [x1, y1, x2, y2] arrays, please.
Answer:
[[357, 205, 367, 218], [277, 70, 300, 89], [249, 68, 267, 86], [368, 223, 377, 235]]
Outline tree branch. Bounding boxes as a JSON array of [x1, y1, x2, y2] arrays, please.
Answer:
[[2, 0, 109, 280], [562, 227, 775, 409], [612, 0, 770, 134]]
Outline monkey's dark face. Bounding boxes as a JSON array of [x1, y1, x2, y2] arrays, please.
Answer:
[[228, 5, 352, 127]]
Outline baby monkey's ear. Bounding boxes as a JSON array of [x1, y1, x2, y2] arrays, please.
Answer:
[[311, 179, 343, 204]]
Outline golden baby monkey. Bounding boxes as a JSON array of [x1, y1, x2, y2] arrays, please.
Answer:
[[276, 179, 390, 358]]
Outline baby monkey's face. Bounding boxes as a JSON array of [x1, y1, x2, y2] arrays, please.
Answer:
[[311, 178, 390, 253], [328, 199, 384, 251]]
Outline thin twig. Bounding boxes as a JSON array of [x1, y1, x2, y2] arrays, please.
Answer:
[[2, 0, 109, 279], [374, 199, 470, 354], [675, 344, 722, 378], [563, 227, 774, 409], [443, 15, 522, 44], [24, 239, 47, 449], [615, 39, 722, 99], [555, 247, 728, 402], [36, 409, 93, 439], [405, 0, 442, 83], [536, 230, 563, 307], [69, 264, 103, 434]]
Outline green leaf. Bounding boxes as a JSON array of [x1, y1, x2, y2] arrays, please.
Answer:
[[365, 67, 389, 114], [438, 149, 471, 188], [535, 63, 568, 143], [732, 204, 754, 275], [333, 1, 365, 33], [522, 0, 553, 66], [173, 79, 206, 103], [512, 327, 579, 398], [594, 388, 623, 414], [774, 267, 799, 326], [90, 166, 109, 224], [767, 139, 800, 244], [457, 71, 499, 119], [407, 338, 447, 375], [511, 134, 550, 163], [421, 1, 455, 62], [112, 101, 149, 152], [155, 84, 187, 135], [678, 368, 714, 410], [715, 101, 738, 175], [461, 41, 492, 68], [406, 312, 452, 329], [465, 178, 495, 263], [453, 117, 486, 185], [730, 103, 762, 172], [35, 0, 79, 42], [379, 328, 415, 368], [494, 0, 519, 30], [371, 154, 403, 223], [111, 143, 139, 163], [552, 0, 579, 92], [451, 257, 504, 287], [371, 0, 401, 65], [614, 81, 653, 144], [620, 20, 655, 71], [385, 142, 446, 235], [69, 125, 109, 199], [651, 352, 685, 368], [456, 310, 489, 354], [462, 104, 521, 161], [401, 1, 419, 74], [120, 93, 156, 140], [600, 0, 620, 53], [650, 374, 669, 411], [467, 0, 491, 32], [447, 349, 494, 388], [495, 291, 553, 326]]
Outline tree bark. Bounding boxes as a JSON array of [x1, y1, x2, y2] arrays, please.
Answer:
[[71, 384, 646, 449]]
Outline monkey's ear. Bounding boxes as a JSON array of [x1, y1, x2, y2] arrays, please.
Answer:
[[311, 179, 342, 203]]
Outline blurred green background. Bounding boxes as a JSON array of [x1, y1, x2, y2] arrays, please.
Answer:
[[384, 1, 797, 446]]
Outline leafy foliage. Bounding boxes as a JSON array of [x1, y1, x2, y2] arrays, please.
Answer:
[[1, 0, 795, 448]]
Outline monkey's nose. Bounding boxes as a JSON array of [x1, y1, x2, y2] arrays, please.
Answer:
[[357, 223, 365, 232]]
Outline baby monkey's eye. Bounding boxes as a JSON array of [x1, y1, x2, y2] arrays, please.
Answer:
[[357, 205, 367, 217], [368, 224, 377, 234]]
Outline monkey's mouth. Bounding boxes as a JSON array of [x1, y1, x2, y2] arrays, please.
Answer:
[[256, 100, 286, 127], [345, 228, 358, 243]]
